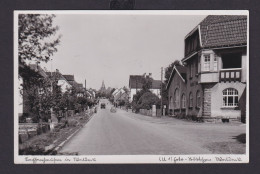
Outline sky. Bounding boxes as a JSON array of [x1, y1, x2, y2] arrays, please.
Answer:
[[41, 13, 206, 90]]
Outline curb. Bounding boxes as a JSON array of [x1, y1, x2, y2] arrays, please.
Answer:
[[50, 113, 95, 154]]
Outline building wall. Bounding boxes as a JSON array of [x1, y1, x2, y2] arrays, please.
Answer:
[[129, 88, 140, 102], [186, 55, 203, 117], [168, 71, 187, 116], [150, 89, 161, 98], [210, 82, 246, 119], [58, 79, 71, 93]]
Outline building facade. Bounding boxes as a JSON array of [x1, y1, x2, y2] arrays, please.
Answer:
[[166, 65, 187, 117], [129, 74, 161, 102], [167, 15, 247, 122]]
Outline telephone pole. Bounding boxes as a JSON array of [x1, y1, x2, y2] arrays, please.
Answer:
[[161, 67, 163, 116]]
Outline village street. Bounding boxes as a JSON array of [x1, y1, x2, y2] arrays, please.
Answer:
[[59, 99, 246, 155]]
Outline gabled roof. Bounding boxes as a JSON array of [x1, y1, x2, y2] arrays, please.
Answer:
[[183, 15, 247, 62], [166, 65, 187, 90], [46, 72, 63, 80], [129, 75, 145, 89], [28, 64, 48, 78], [200, 15, 247, 48], [129, 75, 161, 89], [77, 83, 84, 88], [151, 80, 161, 89], [198, 15, 247, 48], [63, 75, 75, 81]]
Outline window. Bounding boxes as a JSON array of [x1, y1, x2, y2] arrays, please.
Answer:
[[174, 88, 180, 109], [169, 96, 173, 109], [214, 55, 218, 71], [181, 94, 186, 109], [222, 88, 239, 107], [190, 63, 193, 77], [203, 54, 210, 71], [222, 53, 242, 69], [189, 92, 193, 108], [196, 90, 201, 108]]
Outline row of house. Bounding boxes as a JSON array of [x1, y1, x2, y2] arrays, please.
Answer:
[[166, 15, 247, 122], [111, 87, 130, 106], [18, 64, 96, 117]]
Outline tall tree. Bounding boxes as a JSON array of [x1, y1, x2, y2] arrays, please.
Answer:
[[18, 14, 61, 65]]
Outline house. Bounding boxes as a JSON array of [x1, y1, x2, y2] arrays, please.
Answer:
[[113, 88, 129, 106], [63, 75, 84, 97], [167, 15, 247, 122], [75, 83, 85, 97], [18, 64, 48, 117], [129, 74, 161, 102], [63, 75, 77, 86], [89, 89, 96, 99], [46, 70, 72, 93], [166, 65, 187, 116]]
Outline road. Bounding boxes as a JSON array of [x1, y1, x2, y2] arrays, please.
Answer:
[[59, 99, 246, 155]]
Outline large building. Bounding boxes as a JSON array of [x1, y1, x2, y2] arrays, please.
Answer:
[[46, 70, 72, 93], [167, 15, 247, 122]]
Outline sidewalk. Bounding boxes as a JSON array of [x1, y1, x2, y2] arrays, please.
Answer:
[[117, 108, 245, 127], [19, 111, 95, 155]]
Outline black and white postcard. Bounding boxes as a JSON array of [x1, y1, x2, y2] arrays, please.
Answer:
[[14, 10, 249, 164]]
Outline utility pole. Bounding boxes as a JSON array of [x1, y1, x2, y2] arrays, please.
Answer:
[[161, 67, 163, 116]]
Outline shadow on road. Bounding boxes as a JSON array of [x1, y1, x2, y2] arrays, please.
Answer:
[[233, 133, 246, 144]]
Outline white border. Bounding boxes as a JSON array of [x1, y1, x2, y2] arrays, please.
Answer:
[[14, 10, 249, 164]]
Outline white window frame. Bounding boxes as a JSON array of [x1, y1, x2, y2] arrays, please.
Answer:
[[222, 88, 239, 107], [213, 55, 218, 71], [203, 54, 210, 71]]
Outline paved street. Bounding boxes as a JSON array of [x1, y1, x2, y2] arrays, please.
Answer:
[[59, 99, 246, 155]]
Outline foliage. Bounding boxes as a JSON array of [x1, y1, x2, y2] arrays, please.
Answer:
[[132, 75, 153, 105], [164, 60, 181, 85], [141, 76, 153, 91], [118, 100, 126, 106], [18, 14, 61, 65], [136, 92, 160, 110], [23, 74, 53, 122]]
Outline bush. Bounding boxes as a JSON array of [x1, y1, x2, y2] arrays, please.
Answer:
[[68, 118, 78, 127], [136, 92, 160, 110]]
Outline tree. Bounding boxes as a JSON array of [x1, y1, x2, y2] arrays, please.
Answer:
[[23, 74, 53, 122], [164, 60, 181, 85], [136, 92, 160, 110], [18, 14, 61, 65], [141, 76, 153, 91]]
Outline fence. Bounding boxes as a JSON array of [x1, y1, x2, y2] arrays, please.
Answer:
[[139, 109, 162, 117], [19, 123, 50, 143]]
